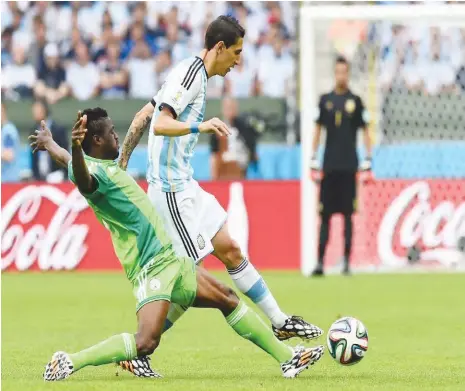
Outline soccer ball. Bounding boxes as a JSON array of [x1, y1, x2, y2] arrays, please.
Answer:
[[327, 317, 368, 365]]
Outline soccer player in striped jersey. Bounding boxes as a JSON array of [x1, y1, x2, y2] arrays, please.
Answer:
[[31, 110, 324, 381], [119, 16, 322, 342]]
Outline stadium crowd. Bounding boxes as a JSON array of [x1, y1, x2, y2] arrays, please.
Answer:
[[1, 1, 296, 102], [327, 2, 465, 95]]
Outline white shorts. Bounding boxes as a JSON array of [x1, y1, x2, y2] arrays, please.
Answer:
[[147, 181, 227, 263]]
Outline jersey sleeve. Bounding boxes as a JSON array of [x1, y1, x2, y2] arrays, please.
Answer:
[[157, 62, 203, 119], [356, 96, 370, 129], [315, 95, 325, 125], [67, 160, 110, 201]]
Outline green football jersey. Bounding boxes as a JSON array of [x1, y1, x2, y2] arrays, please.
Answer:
[[68, 155, 175, 281]]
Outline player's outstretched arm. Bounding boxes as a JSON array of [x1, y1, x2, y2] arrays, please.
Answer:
[[118, 102, 153, 170], [29, 120, 71, 168], [154, 107, 231, 138], [71, 115, 97, 194]]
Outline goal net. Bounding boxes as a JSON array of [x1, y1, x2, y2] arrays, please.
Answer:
[[299, 4, 465, 276]]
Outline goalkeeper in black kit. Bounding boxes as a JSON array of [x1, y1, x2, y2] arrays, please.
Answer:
[[310, 56, 372, 276]]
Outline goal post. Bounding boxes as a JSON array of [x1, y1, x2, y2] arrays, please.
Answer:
[[300, 4, 465, 276]]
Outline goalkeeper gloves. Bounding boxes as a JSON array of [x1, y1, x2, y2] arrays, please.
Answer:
[[359, 157, 372, 171]]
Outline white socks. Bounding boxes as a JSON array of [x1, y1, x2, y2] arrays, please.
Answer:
[[228, 258, 288, 328]]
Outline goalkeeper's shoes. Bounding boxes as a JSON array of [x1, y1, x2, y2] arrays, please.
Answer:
[[273, 315, 323, 341], [281, 345, 324, 378], [117, 356, 162, 378], [44, 351, 74, 381]]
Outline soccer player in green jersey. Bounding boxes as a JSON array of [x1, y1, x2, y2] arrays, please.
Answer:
[[30, 109, 324, 381]]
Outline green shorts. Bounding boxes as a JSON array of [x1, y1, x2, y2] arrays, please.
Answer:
[[133, 256, 197, 313]]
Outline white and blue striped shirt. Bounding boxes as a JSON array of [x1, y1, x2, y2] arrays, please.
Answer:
[[147, 56, 208, 192]]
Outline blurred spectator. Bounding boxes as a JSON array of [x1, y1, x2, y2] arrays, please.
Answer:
[[23, 1, 58, 42], [2, 46, 36, 100], [156, 48, 173, 84], [225, 60, 257, 98], [1, 1, 15, 31], [126, 41, 157, 99], [28, 15, 47, 74], [157, 23, 189, 64], [105, 1, 130, 39], [131, 2, 146, 25], [34, 43, 69, 104], [30, 99, 68, 183], [66, 42, 100, 100], [91, 10, 116, 63], [11, 6, 31, 50], [210, 97, 261, 180], [1, 103, 21, 183], [62, 27, 92, 67], [2, 1, 298, 102], [99, 39, 128, 99], [75, 2, 102, 42], [401, 43, 423, 92], [121, 22, 158, 60], [257, 35, 294, 98], [421, 27, 455, 96], [1, 27, 14, 67]]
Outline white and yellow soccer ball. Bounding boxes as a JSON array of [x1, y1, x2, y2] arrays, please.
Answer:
[[327, 317, 368, 365]]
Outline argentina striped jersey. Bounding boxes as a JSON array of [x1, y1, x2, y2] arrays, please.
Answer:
[[147, 56, 208, 192]]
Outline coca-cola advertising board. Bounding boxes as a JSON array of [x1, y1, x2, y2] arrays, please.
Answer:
[[2, 180, 464, 272]]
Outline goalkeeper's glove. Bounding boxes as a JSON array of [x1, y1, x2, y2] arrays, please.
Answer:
[[310, 156, 322, 182], [359, 157, 373, 183], [359, 157, 372, 171]]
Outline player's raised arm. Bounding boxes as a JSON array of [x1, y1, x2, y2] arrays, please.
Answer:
[[29, 119, 75, 168], [71, 115, 97, 194], [118, 101, 154, 171]]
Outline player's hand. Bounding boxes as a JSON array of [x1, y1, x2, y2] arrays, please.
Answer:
[[310, 157, 322, 182], [71, 111, 87, 147], [359, 157, 372, 171], [199, 117, 231, 137], [29, 120, 53, 153], [359, 157, 373, 183]]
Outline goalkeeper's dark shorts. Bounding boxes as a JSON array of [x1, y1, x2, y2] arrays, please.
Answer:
[[319, 171, 357, 216]]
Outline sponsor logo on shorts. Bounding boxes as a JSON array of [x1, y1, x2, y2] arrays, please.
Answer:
[[149, 278, 161, 291], [197, 234, 205, 250]]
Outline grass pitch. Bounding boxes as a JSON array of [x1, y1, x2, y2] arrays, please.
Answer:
[[2, 272, 465, 391]]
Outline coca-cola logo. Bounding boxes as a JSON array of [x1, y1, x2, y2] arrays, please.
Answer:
[[378, 181, 465, 268], [1, 185, 89, 271]]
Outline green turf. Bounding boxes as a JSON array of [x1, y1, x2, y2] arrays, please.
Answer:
[[2, 272, 465, 391]]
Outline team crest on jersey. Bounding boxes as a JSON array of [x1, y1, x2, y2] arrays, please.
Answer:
[[149, 278, 161, 291], [173, 90, 183, 103], [325, 101, 333, 111], [345, 99, 356, 114], [197, 234, 205, 250]]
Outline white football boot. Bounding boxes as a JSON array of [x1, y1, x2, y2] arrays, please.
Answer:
[[44, 351, 74, 381], [280, 345, 324, 378]]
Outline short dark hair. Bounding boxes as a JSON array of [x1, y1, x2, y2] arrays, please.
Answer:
[[335, 55, 349, 67], [204, 15, 245, 50], [81, 107, 109, 154]]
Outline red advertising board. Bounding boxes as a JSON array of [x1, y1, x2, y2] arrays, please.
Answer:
[[2, 180, 464, 272], [1, 181, 300, 271]]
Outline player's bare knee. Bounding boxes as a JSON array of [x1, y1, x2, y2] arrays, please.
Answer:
[[135, 333, 160, 356]]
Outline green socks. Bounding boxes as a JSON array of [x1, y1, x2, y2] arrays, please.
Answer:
[[69, 333, 137, 371], [226, 301, 293, 363], [67, 302, 292, 373]]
